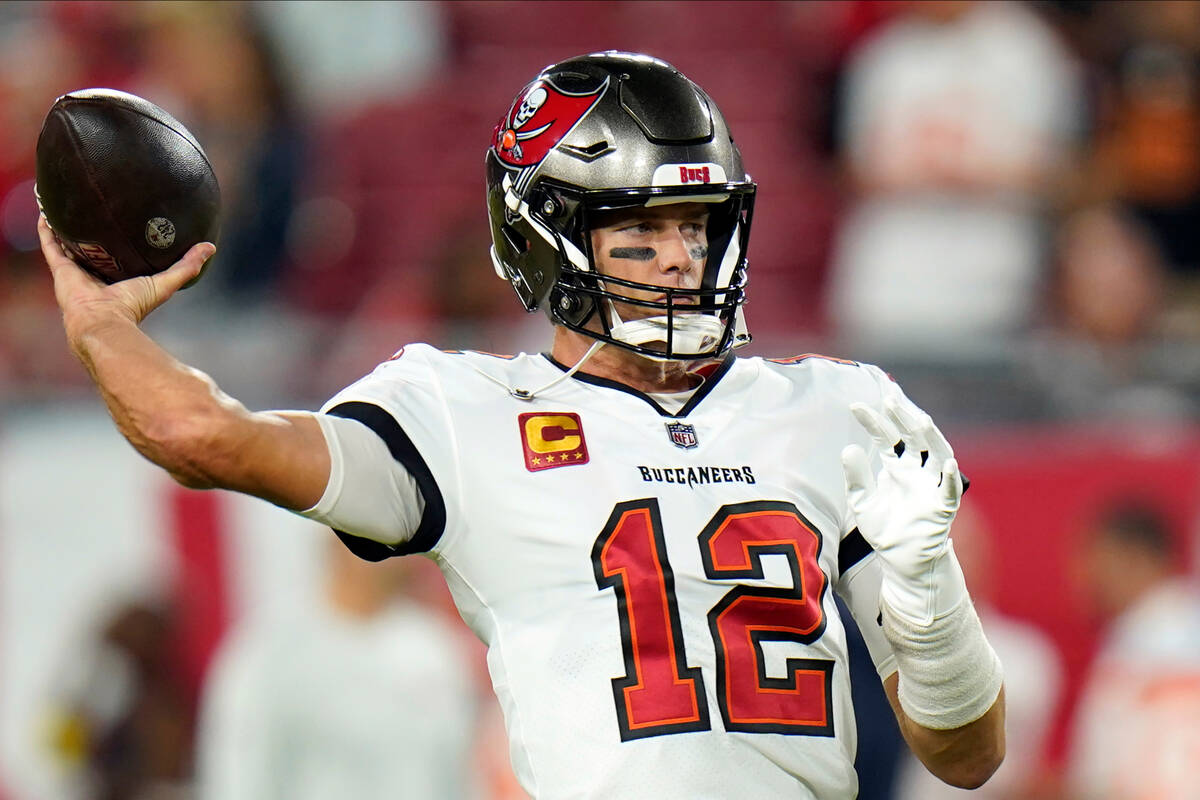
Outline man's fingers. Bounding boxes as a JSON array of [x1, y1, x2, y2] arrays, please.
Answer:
[[849, 402, 901, 456], [924, 423, 954, 467], [895, 393, 955, 464], [941, 458, 964, 508], [44, 213, 216, 324], [884, 396, 930, 463], [39, 216, 102, 295], [153, 242, 215, 296], [38, 215, 73, 268], [38, 214, 56, 248], [841, 444, 875, 510], [885, 394, 955, 467], [132, 242, 216, 318]]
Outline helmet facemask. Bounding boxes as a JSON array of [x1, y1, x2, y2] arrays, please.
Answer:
[[560, 187, 753, 360]]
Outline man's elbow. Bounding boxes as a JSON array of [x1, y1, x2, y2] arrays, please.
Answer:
[[145, 407, 241, 490], [937, 740, 1005, 790], [166, 464, 217, 490]]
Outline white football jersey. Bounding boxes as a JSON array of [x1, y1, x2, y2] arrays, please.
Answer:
[[320, 344, 901, 799]]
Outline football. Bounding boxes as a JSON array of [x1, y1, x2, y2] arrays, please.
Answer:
[[35, 88, 220, 284]]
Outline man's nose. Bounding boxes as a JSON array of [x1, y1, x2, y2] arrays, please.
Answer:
[[657, 230, 696, 275]]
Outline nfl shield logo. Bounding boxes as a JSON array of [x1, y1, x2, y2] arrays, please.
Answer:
[[665, 422, 698, 450]]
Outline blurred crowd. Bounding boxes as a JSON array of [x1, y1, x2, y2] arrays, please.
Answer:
[[1, 0, 1198, 421], [2, 2, 1200, 799]]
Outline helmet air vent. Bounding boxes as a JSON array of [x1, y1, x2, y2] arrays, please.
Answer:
[[559, 140, 614, 162], [618, 68, 713, 145]]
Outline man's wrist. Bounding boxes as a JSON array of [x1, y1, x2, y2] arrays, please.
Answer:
[[878, 542, 969, 626], [883, 597, 1003, 731], [64, 308, 138, 357]]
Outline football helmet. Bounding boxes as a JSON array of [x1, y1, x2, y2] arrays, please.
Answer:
[[486, 51, 756, 360]]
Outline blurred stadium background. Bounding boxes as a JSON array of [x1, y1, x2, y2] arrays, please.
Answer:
[[2, 1, 1199, 798]]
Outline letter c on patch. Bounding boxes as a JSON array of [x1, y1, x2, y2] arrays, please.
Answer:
[[525, 414, 582, 454]]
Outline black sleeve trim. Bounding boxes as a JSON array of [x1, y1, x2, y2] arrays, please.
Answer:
[[838, 527, 873, 577], [325, 401, 447, 561]]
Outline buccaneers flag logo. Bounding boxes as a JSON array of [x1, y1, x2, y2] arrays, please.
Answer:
[[494, 78, 607, 167]]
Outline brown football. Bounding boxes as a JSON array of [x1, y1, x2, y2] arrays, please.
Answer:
[[35, 88, 220, 284]]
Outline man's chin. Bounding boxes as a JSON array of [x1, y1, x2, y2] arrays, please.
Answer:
[[610, 304, 702, 324]]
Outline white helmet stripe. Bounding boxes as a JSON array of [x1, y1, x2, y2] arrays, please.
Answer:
[[713, 227, 740, 308], [516, 196, 590, 272], [501, 170, 590, 272], [489, 245, 507, 281]]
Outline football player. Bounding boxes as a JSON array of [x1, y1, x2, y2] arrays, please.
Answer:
[[41, 52, 1004, 798]]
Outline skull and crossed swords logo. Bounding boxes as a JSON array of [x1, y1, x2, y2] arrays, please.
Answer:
[[493, 77, 608, 169], [498, 85, 550, 162]]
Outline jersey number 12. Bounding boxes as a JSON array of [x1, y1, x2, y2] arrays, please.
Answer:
[[592, 499, 834, 742]]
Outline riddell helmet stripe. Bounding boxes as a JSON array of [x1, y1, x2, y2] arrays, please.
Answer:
[[514, 192, 590, 273], [500, 171, 590, 273], [713, 229, 741, 310], [489, 245, 507, 281]]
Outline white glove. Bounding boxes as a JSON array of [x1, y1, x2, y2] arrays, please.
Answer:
[[841, 395, 966, 626]]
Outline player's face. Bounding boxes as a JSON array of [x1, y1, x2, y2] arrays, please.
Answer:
[[589, 203, 709, 322]]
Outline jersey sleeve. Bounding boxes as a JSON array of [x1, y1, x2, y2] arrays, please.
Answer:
[[316, 346, 456, 561], [836, 550, 897, 680], [297, 413, 426, 547]]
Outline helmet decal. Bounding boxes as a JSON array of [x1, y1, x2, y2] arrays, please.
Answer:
[[493, 77, 608, 167]]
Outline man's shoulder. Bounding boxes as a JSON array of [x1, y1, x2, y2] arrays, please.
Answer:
[[740, 352, 891, 404], [324, 344, 552, 411], [756, 352, 862, 370], [747, 351, 877, 381], [365, 343, 547, 381], [375, 342, 529, 366]]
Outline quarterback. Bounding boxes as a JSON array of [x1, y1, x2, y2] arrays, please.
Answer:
[[41, 52, 1004, 798]]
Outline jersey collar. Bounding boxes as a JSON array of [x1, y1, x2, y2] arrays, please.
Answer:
[[540, 351, 738, 418]]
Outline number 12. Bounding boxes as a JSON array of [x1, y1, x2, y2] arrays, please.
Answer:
[[592, 499, 834, 742]]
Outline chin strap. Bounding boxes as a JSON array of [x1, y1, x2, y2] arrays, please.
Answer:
[[609, 314, 726, 360], [602, 296, 726, 361], [468, 339, 606, 401]]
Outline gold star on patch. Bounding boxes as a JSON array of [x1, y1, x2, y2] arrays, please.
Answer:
[[531, 457, 541, 465]]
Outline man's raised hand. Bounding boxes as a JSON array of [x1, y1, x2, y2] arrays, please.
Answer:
[[39, 215, 215, 347], [841, 394, 966, 625]]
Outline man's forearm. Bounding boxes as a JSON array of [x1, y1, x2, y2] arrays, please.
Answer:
[[71, 316, 248, 488], [42, 221, 328, 509], [885, 675, 1006, 789]]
